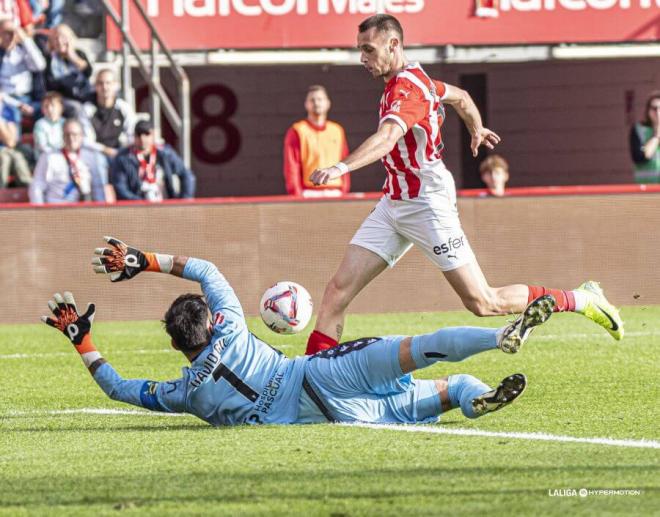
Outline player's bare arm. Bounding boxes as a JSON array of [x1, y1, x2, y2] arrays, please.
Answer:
[[309, 120, 404, 186], [442, 83, 501, 157], [91, 236, 188, 280]]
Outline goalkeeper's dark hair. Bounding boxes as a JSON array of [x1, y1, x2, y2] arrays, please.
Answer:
[[163, 294, 211, 352], [358, 14, 404, 43]]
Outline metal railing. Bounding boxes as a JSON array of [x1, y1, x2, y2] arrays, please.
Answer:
[[99, 0, 191, 167]]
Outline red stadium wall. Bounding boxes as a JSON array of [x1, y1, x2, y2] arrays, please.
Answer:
[[1, 192, 657, 325], [133, 57, 660, 197]]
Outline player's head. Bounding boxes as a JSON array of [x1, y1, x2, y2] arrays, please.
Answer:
[[479, 154, 509, 197], [357, 14, 404, 80], [42, 91, 63, 121], [643, 90, 660, 127], [304, 85, 331, 119], [63, 119, 84, 152], [163, 294, 212, 354]]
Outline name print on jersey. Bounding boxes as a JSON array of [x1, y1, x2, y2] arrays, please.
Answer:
[[190, 339, 225, 388], [250, 370, 285, 417]]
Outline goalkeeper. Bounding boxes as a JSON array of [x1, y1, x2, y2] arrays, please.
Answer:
[[42, 236, 556, 426]]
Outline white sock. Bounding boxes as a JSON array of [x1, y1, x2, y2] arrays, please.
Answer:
[[573, 290, 589, 313]]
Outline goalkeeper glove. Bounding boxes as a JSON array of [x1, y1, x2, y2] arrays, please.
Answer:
[[42, 292, 101, 367], [92, 236, 172, 282]]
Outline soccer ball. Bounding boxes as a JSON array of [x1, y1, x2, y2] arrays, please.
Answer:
[[259, 281, 313, 334]]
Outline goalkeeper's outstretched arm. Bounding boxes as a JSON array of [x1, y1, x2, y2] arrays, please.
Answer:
[[92, 236, 246, 331], [41, 292, 185, 413]]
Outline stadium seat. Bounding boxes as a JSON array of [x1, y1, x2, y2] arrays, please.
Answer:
[[0, 188, 29, 203]]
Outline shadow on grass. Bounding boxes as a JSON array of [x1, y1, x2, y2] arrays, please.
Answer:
[[1, 466, 658, 508], [4, 414, 466, 433]]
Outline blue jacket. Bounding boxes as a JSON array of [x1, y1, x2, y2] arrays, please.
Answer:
[[110, 144, 196, 200]]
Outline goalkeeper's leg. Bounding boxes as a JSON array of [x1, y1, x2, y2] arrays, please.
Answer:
[[432, 373, 527, 420]]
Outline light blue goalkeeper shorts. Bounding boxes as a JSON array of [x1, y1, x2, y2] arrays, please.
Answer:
[[300, 336, 441, 424]]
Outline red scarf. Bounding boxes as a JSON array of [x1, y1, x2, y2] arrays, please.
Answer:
[[62, 149, 88, 194], [134, 146, 158, 183]]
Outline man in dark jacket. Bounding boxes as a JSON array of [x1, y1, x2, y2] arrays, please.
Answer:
[[110, 120, 196, 201]]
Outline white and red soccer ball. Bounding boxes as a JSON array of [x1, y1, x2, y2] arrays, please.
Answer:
[[259, 281, 313, 334]]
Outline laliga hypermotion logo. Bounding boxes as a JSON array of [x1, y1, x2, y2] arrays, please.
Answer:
[[476, 0, 659, 17], [145, 0, 425, 17]]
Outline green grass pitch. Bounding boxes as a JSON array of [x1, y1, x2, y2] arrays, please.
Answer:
[[1, 307, 658, 516]]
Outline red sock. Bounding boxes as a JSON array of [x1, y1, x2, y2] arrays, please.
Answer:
[[527, 286, 575, 312], [305, 330, 338, 355]]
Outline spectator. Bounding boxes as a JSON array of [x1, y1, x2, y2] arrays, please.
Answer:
[[29, 118, 105, 203], [283, 85, 349, 197], [0, 1, 35, 31], [630, 90, 660, 184], [0, 91, 31, 187], [83, 68, 135, 159], [111, 120, 195, 202], [479, 154, 509, 197], [73, 0, 99, 16], [16, 0, 37, 34], [30, 0, 65, 28], [0, 18, 46, 120], [43, 23, 92, 109], [33, 90, 63, 156]]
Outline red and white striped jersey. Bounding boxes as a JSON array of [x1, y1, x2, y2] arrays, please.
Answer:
[[379, 62, 450, 200]]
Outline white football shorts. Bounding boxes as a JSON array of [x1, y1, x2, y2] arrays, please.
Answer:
[[350, 188, 476, 271]]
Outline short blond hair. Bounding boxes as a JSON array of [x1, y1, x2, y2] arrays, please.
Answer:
[[479, 154, 509, 176], [47, 24, 78, 52]]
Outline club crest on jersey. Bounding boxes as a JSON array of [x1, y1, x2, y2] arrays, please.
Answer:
[[390, 100, 402, 113], [213, 311, 225, 326]]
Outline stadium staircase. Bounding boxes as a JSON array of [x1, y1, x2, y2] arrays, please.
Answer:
[[91, 0, 191, 168]]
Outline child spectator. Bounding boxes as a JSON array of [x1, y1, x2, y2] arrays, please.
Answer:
[[33, 90, 63, 157]]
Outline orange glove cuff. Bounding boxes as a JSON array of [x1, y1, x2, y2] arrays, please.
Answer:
[[75, 333, 97, 355], [144, 252, 161, 272]]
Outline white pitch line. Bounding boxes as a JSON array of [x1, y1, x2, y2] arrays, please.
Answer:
[[3, 408, 658, 449], [344, 423, 660, 449]]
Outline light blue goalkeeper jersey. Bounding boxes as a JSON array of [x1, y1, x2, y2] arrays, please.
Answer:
[[93, 258, 307, 426]]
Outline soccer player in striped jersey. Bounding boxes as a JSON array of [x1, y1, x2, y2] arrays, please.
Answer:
[[42, 236, 556, 426], [306, 14, 623, 355]]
